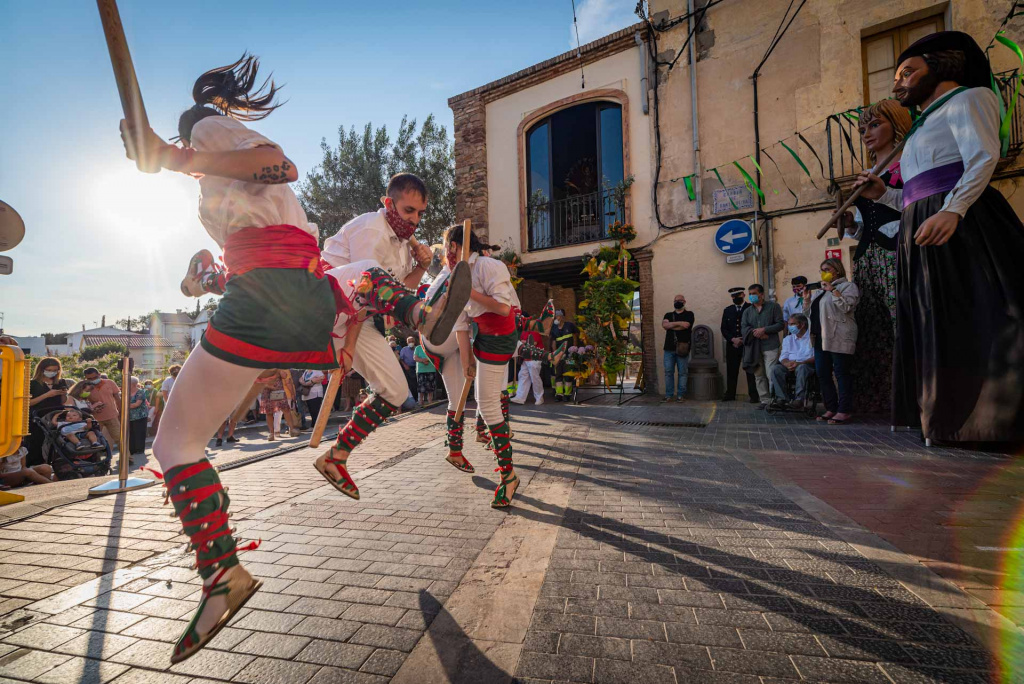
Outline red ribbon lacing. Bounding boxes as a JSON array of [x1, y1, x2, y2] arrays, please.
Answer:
[[223, 225, 355, 318], [144, 462, 260, 570]]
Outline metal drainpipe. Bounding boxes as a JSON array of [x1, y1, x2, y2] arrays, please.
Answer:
[[635, 32, 649, 115], [688, 0, 702, 219]]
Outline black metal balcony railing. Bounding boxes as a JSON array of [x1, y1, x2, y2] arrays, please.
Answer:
[[826, 72, 1024, 183], [528, 187, 625, 251]]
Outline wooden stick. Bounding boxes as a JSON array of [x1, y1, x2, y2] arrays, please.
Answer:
[[309, 369, 342, 449], [815, 140, 905, 239], [95, 0, 159, 173], [453, 219, 474, 423], [309, 319, 364, 448]]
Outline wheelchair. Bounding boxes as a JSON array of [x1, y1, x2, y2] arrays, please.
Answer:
[[765, 366, 820, 417]]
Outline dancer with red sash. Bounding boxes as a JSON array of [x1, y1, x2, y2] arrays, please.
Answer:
[[117, 57, 465, 663], [116, 55, 338, 663], [315, 174, 471, 498], [442, 225, 529, 506]]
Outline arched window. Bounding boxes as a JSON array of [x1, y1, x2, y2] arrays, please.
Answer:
[[526, 101, 624, 251]]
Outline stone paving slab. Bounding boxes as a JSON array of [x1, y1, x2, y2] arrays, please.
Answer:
[[0, 399, 1020, 683]]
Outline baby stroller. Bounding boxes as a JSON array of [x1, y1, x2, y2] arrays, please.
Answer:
[[35, 409, 113, 479]]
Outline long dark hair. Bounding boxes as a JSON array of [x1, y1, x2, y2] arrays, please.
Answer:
[[444, 225, 500, 256], [177, 53, 283, 143]]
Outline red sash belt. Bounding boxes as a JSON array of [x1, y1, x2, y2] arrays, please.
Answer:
[[474, 310, 517, 336], [223, 225, 354, 317]]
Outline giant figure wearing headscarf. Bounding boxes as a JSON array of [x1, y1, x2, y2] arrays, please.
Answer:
[[857, 31, 1024, 445]]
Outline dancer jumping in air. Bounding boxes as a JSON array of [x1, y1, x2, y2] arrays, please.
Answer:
[[118, 55, 335, 663], [315, 174, 471, 498], [443, 224, 528, 507]]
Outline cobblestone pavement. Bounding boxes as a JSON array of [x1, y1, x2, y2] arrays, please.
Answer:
[[0, 397, 1020, 683]]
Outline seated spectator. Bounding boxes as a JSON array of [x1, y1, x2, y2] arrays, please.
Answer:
[[771, 314, 816, 407], [1, 447, 55, 488], [52, 408, 102, 450]]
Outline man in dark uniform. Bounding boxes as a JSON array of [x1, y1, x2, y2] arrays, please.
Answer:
[[549, 309, 578, 402], [720, 287, 759, 402]]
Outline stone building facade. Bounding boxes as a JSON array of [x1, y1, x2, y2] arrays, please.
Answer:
[[449, 0, 1024, 398]]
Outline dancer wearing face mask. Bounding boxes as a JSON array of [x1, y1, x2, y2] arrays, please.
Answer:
[[720, 287, 759, 402], [317, 174, 472, 498]]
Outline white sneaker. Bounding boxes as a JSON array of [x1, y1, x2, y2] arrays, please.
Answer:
[[535, 399, 544, 405], [510, 397, 527, 405]]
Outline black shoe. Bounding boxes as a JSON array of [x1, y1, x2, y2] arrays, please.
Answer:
[[748, 397, 760, 404], [721, 396, 735, 402], [757, 403, 767, 411], [226, 436, 238, 443], [216, 438, 223, 447]]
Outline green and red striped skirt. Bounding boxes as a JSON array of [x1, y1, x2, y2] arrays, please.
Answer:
[[201, 226, 340, 370]]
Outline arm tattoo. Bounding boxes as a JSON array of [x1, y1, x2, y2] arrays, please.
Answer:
[[252, 157, 294, 184]]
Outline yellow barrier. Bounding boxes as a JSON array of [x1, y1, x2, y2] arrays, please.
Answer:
[[0, 345, 29, 458]]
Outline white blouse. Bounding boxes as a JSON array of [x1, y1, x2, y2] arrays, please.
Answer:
[[422, 255, 519, 333], [191, 116, 316, 246], [879, 87, 1001, 217], [463, 254, 520, 327], [321, 209, 415, 282]]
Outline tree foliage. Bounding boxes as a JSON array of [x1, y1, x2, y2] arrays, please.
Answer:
[[298, 115, 455, 247]]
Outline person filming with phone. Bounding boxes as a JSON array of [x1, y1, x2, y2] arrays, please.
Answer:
[[27, 358, 73, 466]]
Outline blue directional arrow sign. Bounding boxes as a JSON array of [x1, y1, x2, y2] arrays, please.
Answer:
[[714, 219, 753, 255]]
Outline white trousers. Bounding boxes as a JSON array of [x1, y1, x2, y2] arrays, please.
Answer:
[[475, 360, 507, 426], [513, 361, 543, 403], [328, 260, 410, 408], [153, 345, 261, 469], [424, 333, 466, 412]]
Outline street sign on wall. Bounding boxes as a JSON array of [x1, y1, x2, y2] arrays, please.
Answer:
[[712, 186, 754, 214], [825, 248, 842, 261], [715, 219, 753, 255]]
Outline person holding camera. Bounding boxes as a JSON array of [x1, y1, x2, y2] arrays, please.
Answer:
[[804, 258, 860, 424], [662, 294, 695, 402]]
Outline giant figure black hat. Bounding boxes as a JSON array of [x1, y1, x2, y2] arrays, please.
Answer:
[[897, 30, 992, 89]]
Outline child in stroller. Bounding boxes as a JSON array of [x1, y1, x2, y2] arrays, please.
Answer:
[[51, 408, 102, 451], [37, 408, 112, 479]]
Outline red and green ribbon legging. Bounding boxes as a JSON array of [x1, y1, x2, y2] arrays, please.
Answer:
[[337, 393, 398, 452], [164, 460, 255, 580], [446, 410, 464, 457], [488, 420, 516, 505]]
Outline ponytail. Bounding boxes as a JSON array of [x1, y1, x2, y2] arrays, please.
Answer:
[[444, 224, 500, 256], [177, 53, 283, 143]]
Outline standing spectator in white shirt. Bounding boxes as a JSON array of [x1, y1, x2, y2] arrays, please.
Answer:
[[781, 276, 807, 326], [771, 314, 816, 407], [300, 369, 327, 425]]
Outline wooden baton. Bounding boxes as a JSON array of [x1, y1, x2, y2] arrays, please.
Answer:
[[453, 219, 475, 423], [815, 140, 905, 239], [96, 0, 159, 173], [309, 319, 364, 449]]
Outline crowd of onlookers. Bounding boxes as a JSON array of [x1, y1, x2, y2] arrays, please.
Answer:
[[663, 257, 862, 424]]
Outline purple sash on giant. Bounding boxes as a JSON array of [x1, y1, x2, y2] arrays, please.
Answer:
[[902, 161, 965, 208]]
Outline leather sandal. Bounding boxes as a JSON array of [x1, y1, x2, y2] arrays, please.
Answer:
[[314, 446, 359, 499], [171, 564, 261, 664]]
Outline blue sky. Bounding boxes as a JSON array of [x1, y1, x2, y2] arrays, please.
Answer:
[[1, 0, 638, 337]]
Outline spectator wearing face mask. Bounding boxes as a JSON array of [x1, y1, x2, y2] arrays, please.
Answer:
[[720, 287, 759, 402], [662, 294, 695, 402], [27, 358, 72, 466], [741, 283, 784, 409], [399, 336, 418, 399], [782, 276, 808, 328], [79, 367, 123, 452], [804, 258, 860, 425]]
